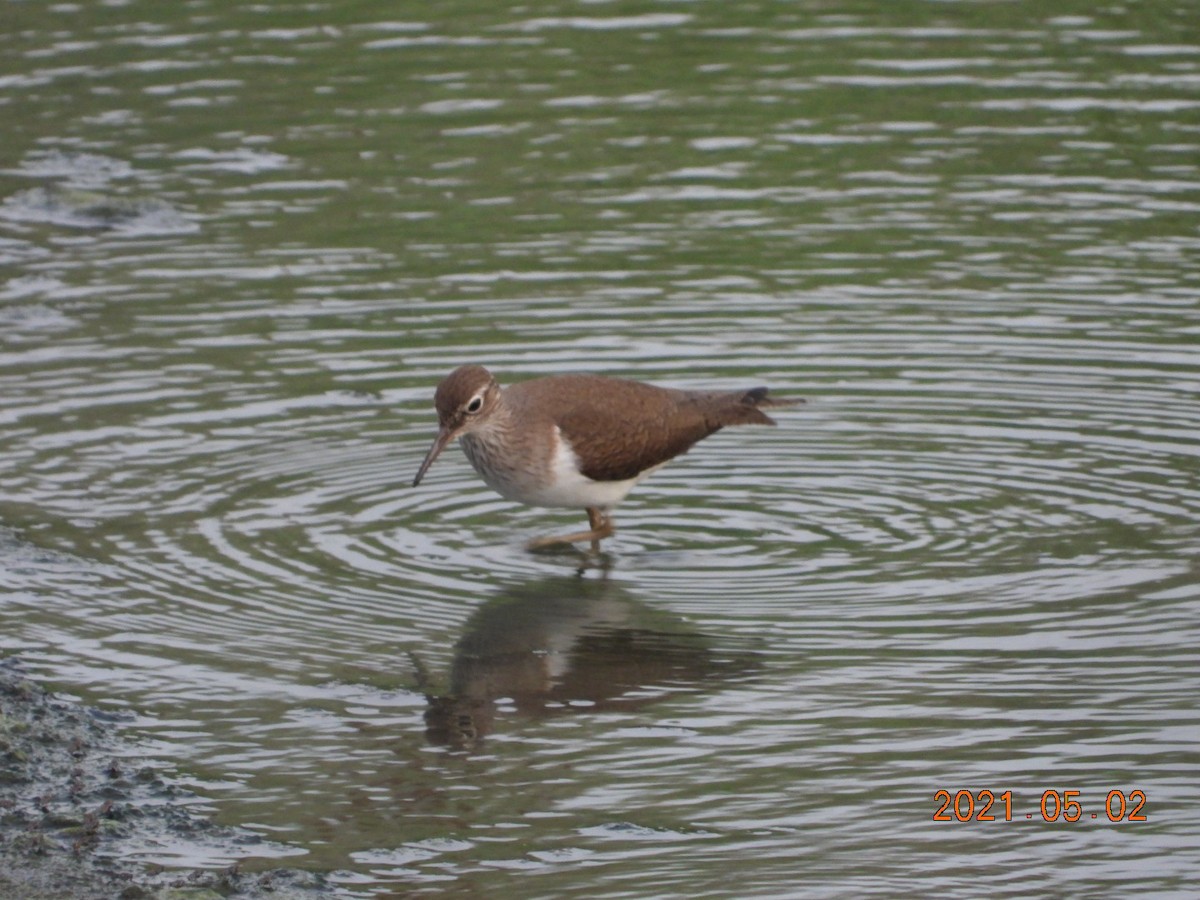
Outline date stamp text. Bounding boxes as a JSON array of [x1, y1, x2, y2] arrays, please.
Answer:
[[933, 789, 1147, 822]]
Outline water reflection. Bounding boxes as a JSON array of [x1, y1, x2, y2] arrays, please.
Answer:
[[0, 150, 197, 235], [420, 575, 760, 749], [3, 0, 1199, 894]]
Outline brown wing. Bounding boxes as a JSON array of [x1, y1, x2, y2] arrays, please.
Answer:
[[507, 374, 779, 483]]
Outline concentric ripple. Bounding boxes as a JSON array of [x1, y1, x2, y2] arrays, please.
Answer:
[[3, 0, 1200, 895]]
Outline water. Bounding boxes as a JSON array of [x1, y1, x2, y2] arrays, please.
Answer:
[[2, 0, 1199, 896]]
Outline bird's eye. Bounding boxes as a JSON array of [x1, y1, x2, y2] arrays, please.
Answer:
[[466, 396, 484, 414]]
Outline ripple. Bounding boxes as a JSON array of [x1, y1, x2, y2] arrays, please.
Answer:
[[3, 1, 1199, 894], [0, 185, 197, 234]]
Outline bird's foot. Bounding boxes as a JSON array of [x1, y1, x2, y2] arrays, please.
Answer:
[[526, 508, 614, 554]]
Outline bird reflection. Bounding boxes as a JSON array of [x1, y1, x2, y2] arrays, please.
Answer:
[[419, 576, 760, 748]]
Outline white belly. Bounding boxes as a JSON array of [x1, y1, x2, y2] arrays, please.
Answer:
[[461, 426, 661, 510]]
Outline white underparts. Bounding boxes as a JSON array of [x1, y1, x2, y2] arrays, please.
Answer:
[[460, 425, 664, 510], [527, 426, 651, 509]]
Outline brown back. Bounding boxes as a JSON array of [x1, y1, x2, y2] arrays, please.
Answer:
[[505, 374, 780, 482]]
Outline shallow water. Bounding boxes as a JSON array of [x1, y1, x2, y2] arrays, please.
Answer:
[[2, 1, 1199, 896]]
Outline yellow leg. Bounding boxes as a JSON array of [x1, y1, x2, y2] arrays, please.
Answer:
[[526, 507, 614, 552]]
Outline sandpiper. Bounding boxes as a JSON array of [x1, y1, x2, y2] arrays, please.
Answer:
[[412, 365, 795, 550]]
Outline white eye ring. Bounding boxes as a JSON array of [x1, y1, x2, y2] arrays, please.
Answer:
[[466, 395, 484, 414]]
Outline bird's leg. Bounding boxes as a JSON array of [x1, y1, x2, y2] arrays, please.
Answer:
[[586, 507, 613, 553], [526, 506, 615, 553]]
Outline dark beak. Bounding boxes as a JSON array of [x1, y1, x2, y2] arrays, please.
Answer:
[[412, 427, 454, 487]]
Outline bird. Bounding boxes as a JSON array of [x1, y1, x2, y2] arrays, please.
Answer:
[[412, 364, 796, 551]]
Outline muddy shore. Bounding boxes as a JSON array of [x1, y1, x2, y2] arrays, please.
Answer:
[[0, 658, 342, 899]]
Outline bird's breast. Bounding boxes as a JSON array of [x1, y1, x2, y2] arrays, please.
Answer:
[[460, 426, 651, 510]]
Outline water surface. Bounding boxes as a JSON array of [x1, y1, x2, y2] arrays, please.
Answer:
[[2, 1, 1198, 896]]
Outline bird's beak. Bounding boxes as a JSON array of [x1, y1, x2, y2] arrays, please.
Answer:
[[412, 426, 455, 487]]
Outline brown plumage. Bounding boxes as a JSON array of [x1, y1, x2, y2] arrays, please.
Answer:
[[413, 365, 798, 551], [504, 373, 781, 482]]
